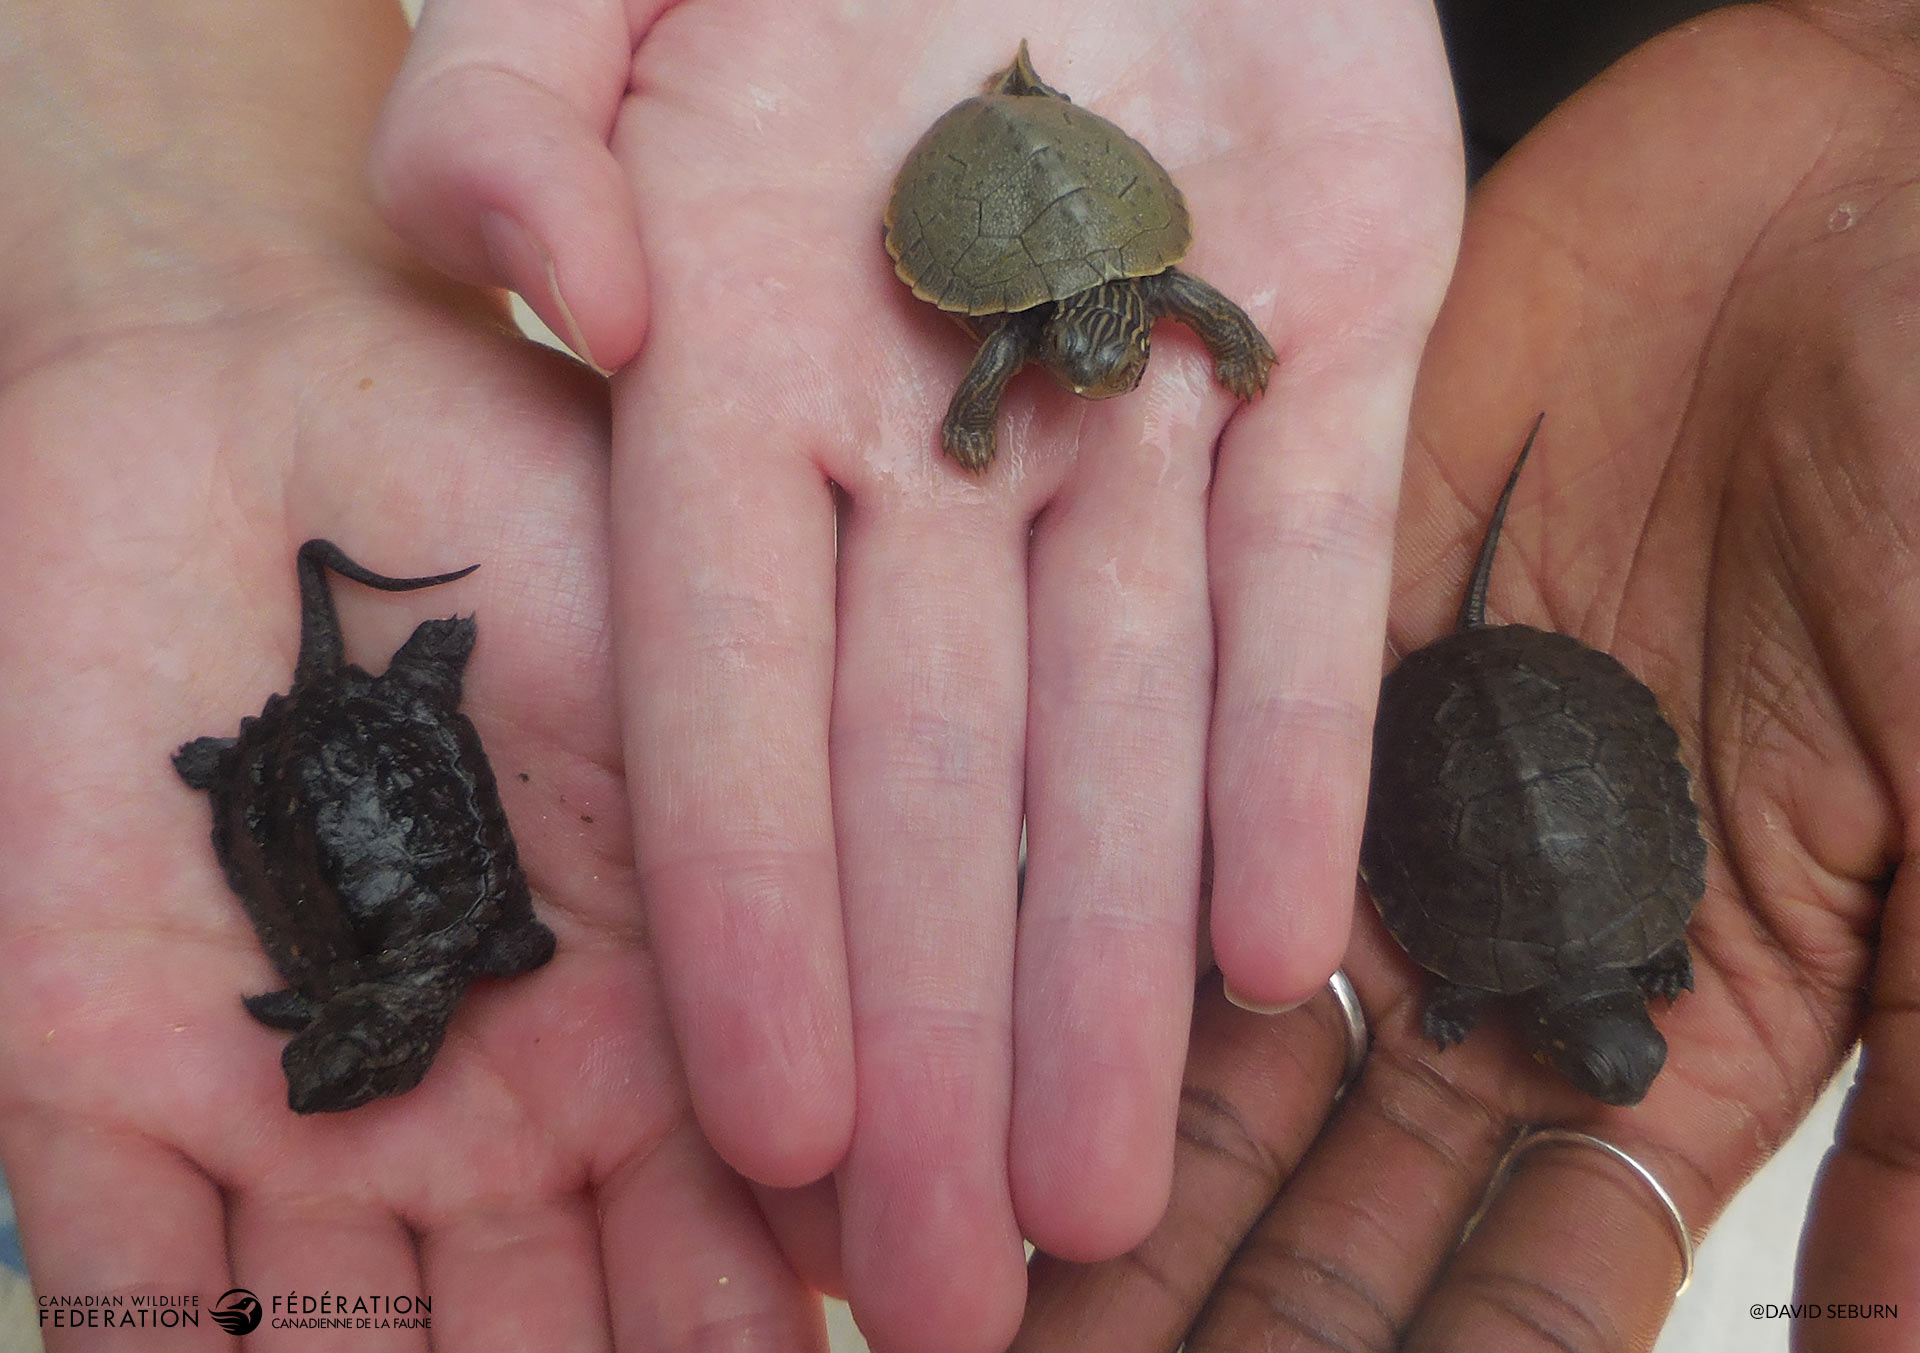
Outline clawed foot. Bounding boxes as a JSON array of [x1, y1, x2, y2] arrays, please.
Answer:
[[173, 735, 235, 790], [1421, 980, 1487, 1048], [1149, 267, 1277, 403], [1634, 941, 1694, 1001], [941, 420, 997, 472], [245, 988, 319, 1031], [1215, 339, 1277, 402]]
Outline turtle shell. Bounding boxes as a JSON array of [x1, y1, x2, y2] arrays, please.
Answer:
[[1361, 622, 1706, 995], [175, 540, 554, 1112], [884, 90, 1191, 316]]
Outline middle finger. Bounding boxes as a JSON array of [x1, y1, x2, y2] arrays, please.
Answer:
[[1012, 394, 1214, 1262], [831, 491, 1029, 1353]]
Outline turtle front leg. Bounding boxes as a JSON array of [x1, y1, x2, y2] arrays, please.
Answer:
[[244, 988, 320, 1031], [1421, 980, 1489, 1048], [1633, 940, 1694, 1001], [941, 317, 1036, 472], [1146, 267, 1277, 400]]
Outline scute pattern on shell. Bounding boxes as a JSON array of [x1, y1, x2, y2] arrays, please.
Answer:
[[1364, 623, 1706, 995], [885, 94, 1191, 316]]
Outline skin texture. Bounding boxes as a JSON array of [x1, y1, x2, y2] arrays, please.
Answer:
[[370, 7, 1462, 1346], [1015, 4, 1920, 1350], [0, 3, 825, 1348]]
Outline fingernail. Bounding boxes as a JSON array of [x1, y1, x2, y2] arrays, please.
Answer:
[[479, 210, 608, 376], [1224, 982, 1308, 1016]]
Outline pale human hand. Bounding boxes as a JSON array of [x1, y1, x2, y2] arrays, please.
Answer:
[[1017, 5, 1920, 1349], [371, 5, 1463, 1347], [0, 3, 823, 1347]]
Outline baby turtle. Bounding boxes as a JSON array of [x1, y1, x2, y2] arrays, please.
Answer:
[[885, 41, 1276, 470], [1360, 419, 1706, 1106], [175, 540, 554, 1114]]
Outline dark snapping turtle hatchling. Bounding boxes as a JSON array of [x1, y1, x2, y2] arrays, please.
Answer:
[[175, 540, 554, 1114], [1360, 419, 1707, 1106], [885, 41, 1276, 470]]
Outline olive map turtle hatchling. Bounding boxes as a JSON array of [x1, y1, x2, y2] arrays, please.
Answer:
[[885, 41, 1277, 470], [175, 540, 555, 1114], [1360, 419, 1707, 1106]]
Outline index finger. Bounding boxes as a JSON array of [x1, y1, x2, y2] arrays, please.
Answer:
[[612, 364, 854, 1190]]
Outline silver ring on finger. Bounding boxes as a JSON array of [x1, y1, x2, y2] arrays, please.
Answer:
[[1464, 1126, 1695, 1296], [1327, 968, 1368, 1099]]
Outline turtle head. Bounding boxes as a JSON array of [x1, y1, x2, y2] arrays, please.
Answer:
[[1523, 982, 1667, 1106], [1040, 282, 1152, 399], [279, 968, 463, 1113]]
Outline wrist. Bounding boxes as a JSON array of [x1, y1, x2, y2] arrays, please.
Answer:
[[0, 0, 428, 372]]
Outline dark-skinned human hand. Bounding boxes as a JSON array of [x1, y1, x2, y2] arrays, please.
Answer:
[[1015, 4, 1920, 1349], [0, 4, 825, 1348], [369, 4, 1464, 1347]]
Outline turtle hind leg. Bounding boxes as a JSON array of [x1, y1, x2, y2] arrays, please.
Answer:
[[385, 615, 477, 706], [941, 316, 1037, 471], [1145, 268, 1277, 400], [473, 917, 557, 978], [1421, 980, 1489, 1048], [294, 540, 479, 686], [1633, 941, 1693, 1002], [172, 737, 235, 789]]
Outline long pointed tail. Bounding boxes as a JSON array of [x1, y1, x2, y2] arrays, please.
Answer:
[[1458, 413, 1545, 631], [293, 539, 478, 684]]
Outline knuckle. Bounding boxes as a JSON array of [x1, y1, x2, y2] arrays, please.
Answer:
[[1358, 1042, 1509, 1178], [1414, 1267, 1619, 1353], [639, 844, 835, 935], [1214, 481, 1398, 585], [1196, 1238, 1397, 1353], [1174, 1083, 1285, 1188]]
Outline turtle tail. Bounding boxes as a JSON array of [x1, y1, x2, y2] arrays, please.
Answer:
[[1458, 413, 1545, 631], [294, 540, 479, 684], [991, 40, 1068, 100]]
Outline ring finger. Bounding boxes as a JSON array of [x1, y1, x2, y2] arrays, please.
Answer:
[[830, 492, 1030, 1353]]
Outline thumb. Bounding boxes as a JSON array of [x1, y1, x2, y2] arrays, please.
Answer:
[[1795, 860, 1920, 1350], [368, 0, 655, 371]]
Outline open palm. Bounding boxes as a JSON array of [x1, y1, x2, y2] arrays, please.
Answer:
[[1019, 6, 1920, 1350], [376, 5, 1460, 1345], [0, 262, 824, 1348]]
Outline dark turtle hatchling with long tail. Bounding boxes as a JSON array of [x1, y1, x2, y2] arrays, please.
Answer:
[[175, 541, 554, 1113], [885, 41, 1276, 470], [1361, 419, 1707, 1106]]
